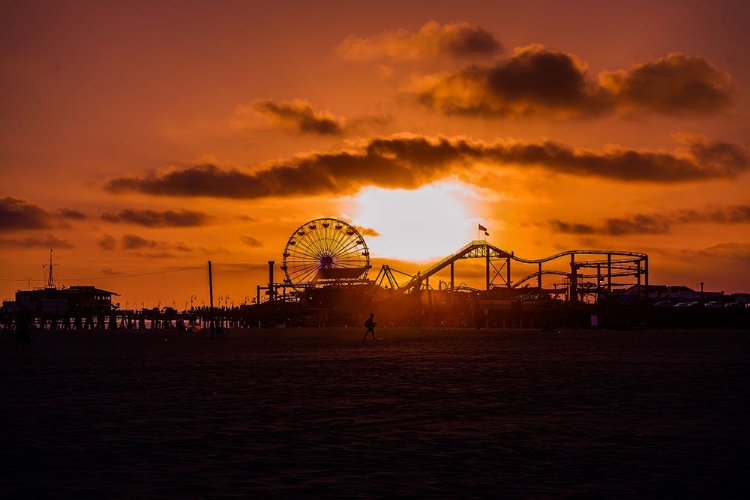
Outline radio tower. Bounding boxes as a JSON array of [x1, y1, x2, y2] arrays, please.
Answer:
[[43, 248, 57, 289]]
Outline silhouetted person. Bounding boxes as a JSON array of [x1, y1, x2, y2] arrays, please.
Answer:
[[177, 317, 187, 335], [363, 313, 377, 340], [15, 307, 32, 354]]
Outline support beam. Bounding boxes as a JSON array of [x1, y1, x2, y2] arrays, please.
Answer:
[[507, 257, 511, 289], [538, 262, 542, 290], [570, 254, 577, 303], [486, 250, 491, 290], [450, 262, 455, 305], [208, 260, 215, 338], [268, 260, 275, 302]]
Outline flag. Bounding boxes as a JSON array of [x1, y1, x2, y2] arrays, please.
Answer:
[[478, 224, 487, 232], [485, 231, 489, 236]]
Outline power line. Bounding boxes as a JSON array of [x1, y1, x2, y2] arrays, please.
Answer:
[[1, 265, 205, 282]]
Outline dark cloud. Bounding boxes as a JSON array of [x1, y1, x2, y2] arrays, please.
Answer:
[[240, 235, 263, 247], [104, 134, 750, 199], [0, 233, 73, 248], [437, 23, 501, 58], [121, 234, 153, 250], [548, 202, 750, 236], [676, 204, 750, 224], [546, 220, 596, 235], [254, 99, 345, 136], [702, 242, 750, 260], [405, 47, 732, 118], [407, 44, 607, 118], [599, 53, 733, 116], [102, 208, 213, 227], [335, 21, 501, 62], [1, 197, 88, 231], [603, 215, 671, 235], [0, 197, 55, 231], [547, 214, 671, 237], [59, 209, 87, 220], [119, 233, 192, 258], [101, 268, 125, 276], [99, 234, 117, 250]]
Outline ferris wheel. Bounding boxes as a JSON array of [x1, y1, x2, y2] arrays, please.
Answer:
[[281, 218, 371, 288]]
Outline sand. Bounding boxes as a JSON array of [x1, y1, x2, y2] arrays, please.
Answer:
[[2, 327, 749, 498]]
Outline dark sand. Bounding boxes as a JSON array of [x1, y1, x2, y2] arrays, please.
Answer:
[[2, 327, 749, 498]]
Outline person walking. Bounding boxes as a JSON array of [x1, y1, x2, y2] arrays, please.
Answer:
[[363, 312, 377, 340]]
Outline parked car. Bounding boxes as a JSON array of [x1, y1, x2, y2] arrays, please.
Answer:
[[703, 301, 726, 309], [674, 301, 700, 308], [653, 300, 673, 308]]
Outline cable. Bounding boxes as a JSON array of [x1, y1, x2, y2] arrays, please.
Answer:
[[1, 265, 205, 282]]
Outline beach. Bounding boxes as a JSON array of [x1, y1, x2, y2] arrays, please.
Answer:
[[2, 327, 749, 498]]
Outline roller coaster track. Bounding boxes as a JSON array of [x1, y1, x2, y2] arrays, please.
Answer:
[[375, 240, 648, 299]]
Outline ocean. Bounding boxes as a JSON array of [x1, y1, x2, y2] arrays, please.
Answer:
[[2, 327, 749, 498]]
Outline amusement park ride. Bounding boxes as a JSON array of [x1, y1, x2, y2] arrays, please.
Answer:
[[255, 217, 649, 304]]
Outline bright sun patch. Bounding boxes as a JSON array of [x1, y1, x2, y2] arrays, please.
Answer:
[[347, 180, 483, 262]]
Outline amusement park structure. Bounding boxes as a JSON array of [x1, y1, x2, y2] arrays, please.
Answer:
[[256, 218, 649, 305]]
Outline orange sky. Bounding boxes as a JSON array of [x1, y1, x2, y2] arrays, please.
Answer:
[[2, 0, 749, 308]]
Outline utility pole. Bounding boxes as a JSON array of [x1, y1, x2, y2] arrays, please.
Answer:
[[208, 261, 215, 338]]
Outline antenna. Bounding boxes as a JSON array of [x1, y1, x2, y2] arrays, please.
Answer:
[[43, 248, 57, 289]]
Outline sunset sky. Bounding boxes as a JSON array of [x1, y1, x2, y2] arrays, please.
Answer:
[[2, 0, 749, 308]]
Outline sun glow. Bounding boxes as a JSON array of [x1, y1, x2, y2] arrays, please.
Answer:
[[348, 181, 482, 262]]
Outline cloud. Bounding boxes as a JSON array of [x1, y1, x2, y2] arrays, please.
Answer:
[[59, 209, 87, 220], [548, 202, 750, 236], [232, 99, 392, 137], [240, 235, 263, 247], [104, 134, 750, 199], [249, 99, 345, 136], [102, 208, 213, 227], [676, 204, 750, 224], [603, 215, 672, 235], [405, 47, 732, 118], [0, 197, 56, 231], [0, 233, 74, 249], [599, 53, 733, 116], [405, 44, 606, 118], [120, 233, 193, 258], [0, 197, 89, 231], [101, 268, 125, 276], [356, 226, 381, 237], [702, 242, 750, 260], [99, 234, 117, 250], [546, 220, 596, 235], [335, 21, 501, 62]]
